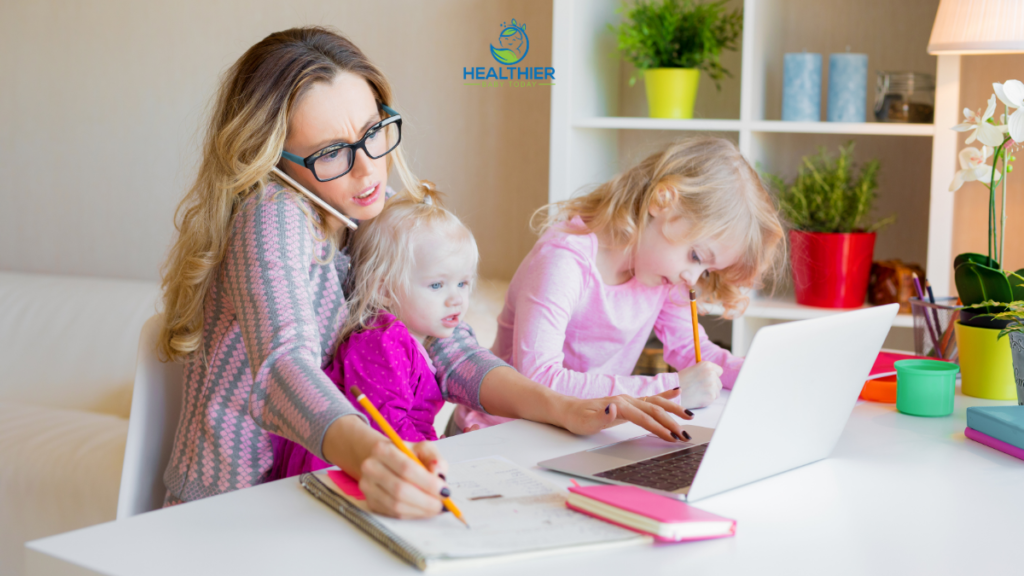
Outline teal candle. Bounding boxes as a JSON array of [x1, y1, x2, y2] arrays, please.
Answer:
[[782, 53, 822, 122], [827, 53, 868, 122]]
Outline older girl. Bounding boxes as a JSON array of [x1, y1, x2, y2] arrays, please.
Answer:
[[159, 26, 687, 519], [455, 137, 785, 433]]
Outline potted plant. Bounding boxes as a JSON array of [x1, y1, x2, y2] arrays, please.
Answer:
[[614, 0, 742, 119], [968, 301, 1024, 405], [767, 142, 893, 308], [948, 80, 1024, 400]]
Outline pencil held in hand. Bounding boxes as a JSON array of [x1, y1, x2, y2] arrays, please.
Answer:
[[690, 289, 702, 363], [349, 385, 470, 528]]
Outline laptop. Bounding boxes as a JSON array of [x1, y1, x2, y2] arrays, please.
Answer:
[[538, 304, 899, 501]]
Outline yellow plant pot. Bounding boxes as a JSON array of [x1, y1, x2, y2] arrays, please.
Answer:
[[644, 68, 700, 119], [955, 321, 1017, 400]]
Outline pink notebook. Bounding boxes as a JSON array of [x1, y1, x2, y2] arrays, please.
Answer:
[[965, 427, 1024, 461], [566, 484, 735, 543]]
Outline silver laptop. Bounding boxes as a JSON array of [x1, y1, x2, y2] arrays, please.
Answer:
[[539, 304, 899, 501]]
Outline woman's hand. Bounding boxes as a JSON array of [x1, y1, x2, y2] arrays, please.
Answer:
[[322, 415, 449, 519], [557, 387, 695, 442], [675, 361, 723, 409]]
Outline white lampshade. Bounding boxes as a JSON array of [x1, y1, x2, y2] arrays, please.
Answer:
[[928, 0, 1024, 54]]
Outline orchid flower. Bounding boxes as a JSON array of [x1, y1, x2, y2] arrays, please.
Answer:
[[949, 146, 1000, 192], [993, 79, 1024, 142], [952, 95, 1007, 147]]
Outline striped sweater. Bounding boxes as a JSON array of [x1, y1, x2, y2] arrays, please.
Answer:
[[163, 182, 507, 504]]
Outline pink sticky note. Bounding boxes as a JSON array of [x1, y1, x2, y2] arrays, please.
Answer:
[[327, 469, 365, 500]]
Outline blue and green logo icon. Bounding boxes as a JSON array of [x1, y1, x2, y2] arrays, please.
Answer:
[[490, 19, 529, 65]]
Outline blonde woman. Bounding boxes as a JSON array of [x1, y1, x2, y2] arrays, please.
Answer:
[[454, 137, 785, 434], [160, 27, 687, 519]]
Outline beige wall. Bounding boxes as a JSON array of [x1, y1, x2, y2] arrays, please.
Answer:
[[954, 54, 1024, 279], [0, 0, 552, 282]]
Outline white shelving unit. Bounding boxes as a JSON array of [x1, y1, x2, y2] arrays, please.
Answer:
[[549, 0, 958, 355]]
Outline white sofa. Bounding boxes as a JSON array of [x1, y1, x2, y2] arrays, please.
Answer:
[[0, 272, 159, 576], [0, 271, 506, 575]]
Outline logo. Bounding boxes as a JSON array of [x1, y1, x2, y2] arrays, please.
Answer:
[[463, 18, 555, 87], [490, 19, 529, 65]]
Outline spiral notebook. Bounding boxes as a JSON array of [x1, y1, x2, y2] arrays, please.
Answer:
[[300, 457, 648, 571]]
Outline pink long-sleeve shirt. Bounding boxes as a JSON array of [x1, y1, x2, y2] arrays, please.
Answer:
[[455, 216, 742, 431]]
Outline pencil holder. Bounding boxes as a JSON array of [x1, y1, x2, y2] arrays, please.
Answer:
[[909, 297, 960, 362], [895, 359, 959, 417]]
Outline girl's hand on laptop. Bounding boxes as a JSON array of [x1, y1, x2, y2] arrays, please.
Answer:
[[675, 361, 724, 409]]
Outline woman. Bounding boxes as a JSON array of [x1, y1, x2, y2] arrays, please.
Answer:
[[159, 26, 688, 518]]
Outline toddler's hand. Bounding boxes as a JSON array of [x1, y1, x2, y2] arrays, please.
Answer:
[[675, 361, 723, 409]]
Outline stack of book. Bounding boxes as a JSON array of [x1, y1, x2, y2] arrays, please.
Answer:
[[965, 406, 1024, 460]]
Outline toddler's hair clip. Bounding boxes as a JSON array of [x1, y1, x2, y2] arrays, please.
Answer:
[[423, 195, 433, 206]]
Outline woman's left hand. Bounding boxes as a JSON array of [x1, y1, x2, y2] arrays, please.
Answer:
[[557, 388, 693, 443]]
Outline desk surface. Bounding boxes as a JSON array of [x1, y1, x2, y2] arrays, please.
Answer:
[[26, 390, 1023, 576]]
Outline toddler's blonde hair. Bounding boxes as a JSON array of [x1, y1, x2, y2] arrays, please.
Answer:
[[535, 136, 784, 317], [343, 186, 479, 341]]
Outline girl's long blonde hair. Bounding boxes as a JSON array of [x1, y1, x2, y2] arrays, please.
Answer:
[[159, 26, 424, 361], [535, 137, 784, 318], [343, 186, 478, 341]]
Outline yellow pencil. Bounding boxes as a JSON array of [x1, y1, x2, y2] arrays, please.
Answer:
[[690, 289, 702, 363], [349, 385, 470, 528]]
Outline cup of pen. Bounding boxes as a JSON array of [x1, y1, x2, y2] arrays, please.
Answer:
[[895, 359, 959, 417], [910, 297, 960, 362]]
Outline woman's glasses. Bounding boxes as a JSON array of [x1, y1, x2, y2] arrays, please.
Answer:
[[281, 105, 402, 182]]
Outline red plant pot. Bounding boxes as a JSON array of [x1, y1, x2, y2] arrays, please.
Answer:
[[790, 230, 876, 308]]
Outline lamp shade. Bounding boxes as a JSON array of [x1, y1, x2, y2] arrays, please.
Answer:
[[928, 0, 1024, 54]]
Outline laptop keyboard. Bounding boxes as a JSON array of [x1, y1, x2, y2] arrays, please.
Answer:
[[594, 444, 708, 492]]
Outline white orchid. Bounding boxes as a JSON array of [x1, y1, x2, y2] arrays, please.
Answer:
[[952, 94, 1007, 147], [993, 79, 1024, 142], [950, 146, 1000, 192]]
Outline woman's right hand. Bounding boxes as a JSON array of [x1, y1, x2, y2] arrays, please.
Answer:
[[675, 361, 723, 409], [358, 439, 450, 519]]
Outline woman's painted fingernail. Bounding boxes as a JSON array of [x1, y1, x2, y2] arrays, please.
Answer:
[[672, 387, 680, 391], [682, 430, 692, 441], [684, 409, 694, 417], [442, 504, 449, 513], [438, 473, 447, 481], [670, 432, 681, 441], [440, 487, 451, 498], [605, 405, 610, 414]]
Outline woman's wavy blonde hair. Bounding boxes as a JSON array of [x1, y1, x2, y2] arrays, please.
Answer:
[[343, 186, 478, 341], [534, 136, 784, 318], [159, 26, 424, 361]]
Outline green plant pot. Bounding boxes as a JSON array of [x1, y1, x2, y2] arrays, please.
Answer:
[[644, 68, 700, 119], [1011, 332, 1024, 406], [955, 321, 1017, 400]]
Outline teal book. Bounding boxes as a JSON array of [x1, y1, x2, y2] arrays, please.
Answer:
[[966, 406, 1024, 449]]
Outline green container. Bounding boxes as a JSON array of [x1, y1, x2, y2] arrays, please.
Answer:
[[895, 359, 959, 417]]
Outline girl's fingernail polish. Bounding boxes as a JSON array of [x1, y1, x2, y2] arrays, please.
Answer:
[[440, 487, 451, 498], [684, 409, 694, 417], [682, 430, 692, 441], [438, 473, 447, 481], [605, 405, 610, 414], [670, 432, 681, 441]]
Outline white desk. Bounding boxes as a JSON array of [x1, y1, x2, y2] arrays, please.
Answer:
[[26, 390, 1024, 575]]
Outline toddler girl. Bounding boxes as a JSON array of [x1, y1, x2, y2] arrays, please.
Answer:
[[269, 189, 481, 478], [454, 137, 785, 432]]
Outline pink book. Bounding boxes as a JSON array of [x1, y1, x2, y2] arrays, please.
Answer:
[[566, 484, 736, 543], [965, 427, 1024, 461]]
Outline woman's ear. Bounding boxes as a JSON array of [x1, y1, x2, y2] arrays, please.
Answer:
[[648, 186, 679, 218]]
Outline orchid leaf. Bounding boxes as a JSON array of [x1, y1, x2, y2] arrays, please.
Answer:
[[1011, 269, 1024, 302], [954, 259, 1013, 310], [954, 252, 998, 270]]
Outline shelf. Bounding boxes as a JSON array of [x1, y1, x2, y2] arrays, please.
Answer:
[[704, 296, 914, 328], [572, 117, 935, 137], [573, 117, 742, 131], [749, 121, 935, 137]]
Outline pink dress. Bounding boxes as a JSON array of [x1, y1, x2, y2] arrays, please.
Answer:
[[268, 311, 444, 479], [455, 216, 743, 431]]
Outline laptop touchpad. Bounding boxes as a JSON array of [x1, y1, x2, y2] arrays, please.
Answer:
[[589, 434, 693, 460]]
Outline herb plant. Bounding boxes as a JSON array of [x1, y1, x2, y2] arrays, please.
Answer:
[[614, 0, 742, 88], [765, 142, 893, 234]]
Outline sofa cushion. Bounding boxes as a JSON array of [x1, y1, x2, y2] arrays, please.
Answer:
[[0, 402, 126, 576], [0, 272, 159, 417]]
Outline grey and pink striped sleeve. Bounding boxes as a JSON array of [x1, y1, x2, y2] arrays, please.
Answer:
[[427, 323, 509, 413], [224, 192, 366, 460]]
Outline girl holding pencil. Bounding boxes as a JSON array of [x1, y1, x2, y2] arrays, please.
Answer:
[[453, 137, 785, 434]]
